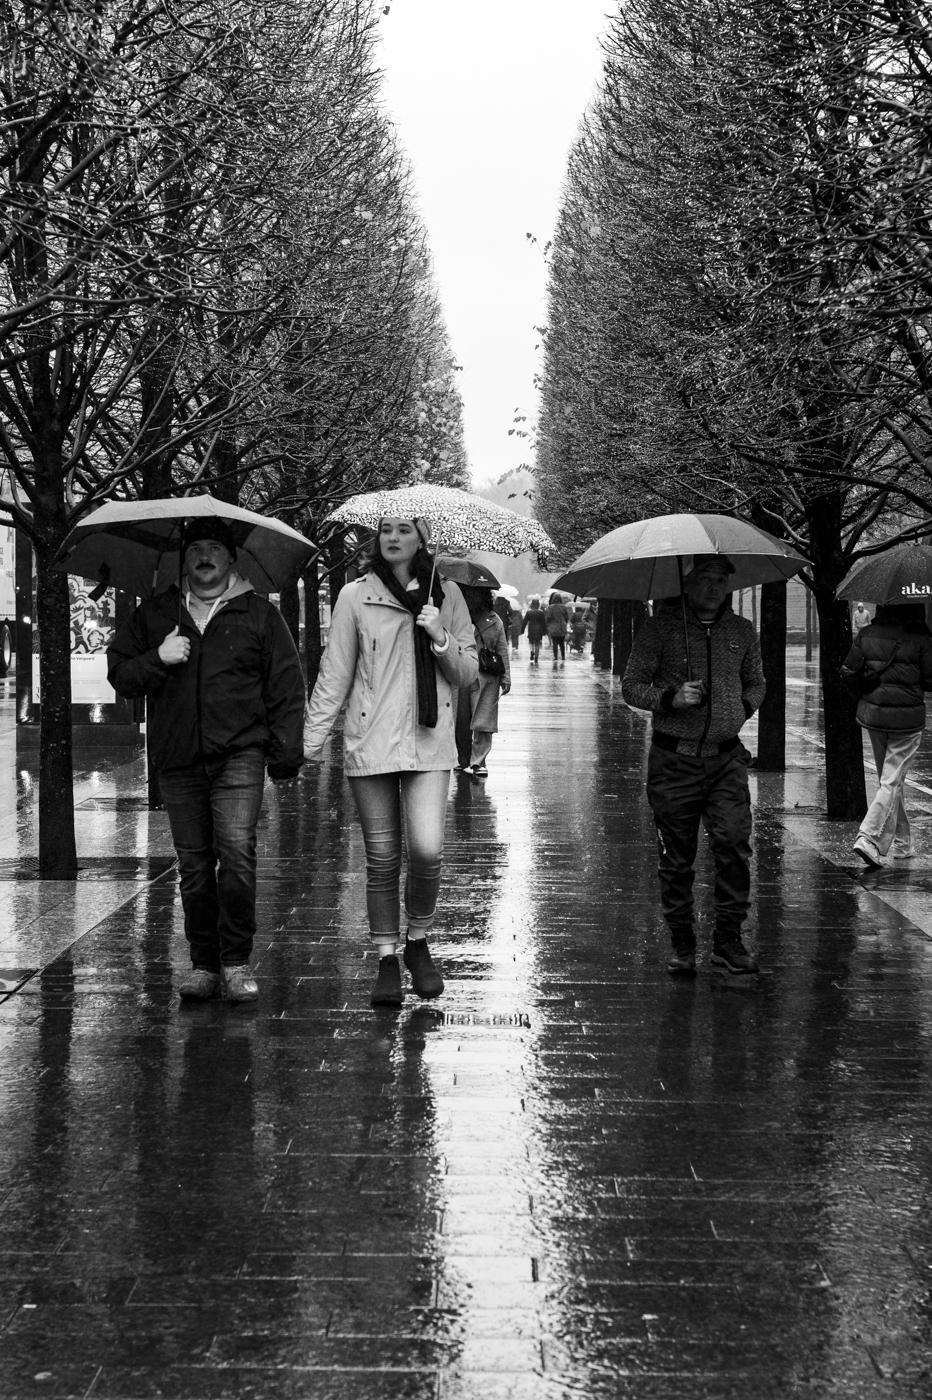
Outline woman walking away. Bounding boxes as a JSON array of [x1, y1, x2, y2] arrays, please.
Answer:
[[521, 598, 547, 663], [570, 606, 588, 655], [305, 518, 478, 1006], [544, 593, 569, 662], [841, 602, 932, 867], [508, 604, 521, 653], [455, 586, 511, 777]]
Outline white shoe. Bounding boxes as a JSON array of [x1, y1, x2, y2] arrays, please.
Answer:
[[892, 844, 917, 861], [853, 835, 883, 868]]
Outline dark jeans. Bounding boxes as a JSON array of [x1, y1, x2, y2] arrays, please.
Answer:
[[646, 744, 752, 935], [348, 770, 449, 940], [160, 746, 266, 969], [550, 635, 566, 659]]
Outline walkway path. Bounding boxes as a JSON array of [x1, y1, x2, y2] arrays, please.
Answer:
[[2, 650, 932, 1397]]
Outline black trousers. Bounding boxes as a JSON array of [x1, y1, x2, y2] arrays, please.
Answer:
[[646, 743, 752, 934]]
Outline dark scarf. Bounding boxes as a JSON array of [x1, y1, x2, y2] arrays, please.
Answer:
[[370, 557, 445, 728]]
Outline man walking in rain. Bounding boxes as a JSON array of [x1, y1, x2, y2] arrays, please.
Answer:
[[622, 555, 766, 976], [108, 520, 306, 1003]]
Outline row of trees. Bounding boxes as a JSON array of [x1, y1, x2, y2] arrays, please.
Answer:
[[536, 0, 932, 817], [1, 0, 467, 874]]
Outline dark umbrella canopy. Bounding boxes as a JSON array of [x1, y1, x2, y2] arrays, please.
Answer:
[[53, 495, 315, 597], [436, 556, 501, 589], [837, 545, 932, 605], [553, 513, 807, 598]]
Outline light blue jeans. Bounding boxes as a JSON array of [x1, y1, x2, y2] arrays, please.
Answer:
[[860, 728, 923, 855], [348, 770, 450, 940]]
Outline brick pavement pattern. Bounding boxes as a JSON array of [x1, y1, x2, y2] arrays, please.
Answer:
[[1, 656, 932, 1397]]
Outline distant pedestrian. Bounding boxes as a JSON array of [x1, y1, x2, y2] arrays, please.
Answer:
[[304, 517, 477, 1007], [521, 598, 547, 663], [842, 602, 932, 867], [544, 594, 569, 662], [622, 555, 766, 977], [851, 601, 871, 636], [455, 586, 511, 776], [570, 606, 588, 655], [108, 520, 306, 1004], [493, 593, 513, 637], [508, 605, 522, 653]]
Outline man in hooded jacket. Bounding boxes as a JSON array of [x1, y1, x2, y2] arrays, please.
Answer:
[[108, 519, 305, 1003], [622, 555, 766, 977]]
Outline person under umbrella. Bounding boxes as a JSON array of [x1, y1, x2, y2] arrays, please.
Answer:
[[492, 592, 513, 638], [544, 592, 569, 663], [841, 603, 932, 867], [622, 554, 766, 977], [304, 517, 477, 1007], [107, 519, 306, 1003], [454, 585, 511, 777]]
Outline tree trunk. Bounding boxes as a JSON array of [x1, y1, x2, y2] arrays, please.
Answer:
[[595, 603, 612, 669], [279, 578, 299, 648], [756, 580, 786, 771], [33, 537, 78, 878], [807, 493, 866, 819], [805, 588, 813, 662], [304, 566, 323, 692], [612, 600, 632, 676]]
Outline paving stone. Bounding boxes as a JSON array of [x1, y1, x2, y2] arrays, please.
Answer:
[[1, 652, 932, 1396]]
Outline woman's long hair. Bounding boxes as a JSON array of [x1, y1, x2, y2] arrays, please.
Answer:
[[460, 585, 495, 621]]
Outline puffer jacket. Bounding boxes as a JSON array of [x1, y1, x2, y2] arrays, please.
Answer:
[[304, 572, 478, 775], [622, 599, 766, 757], [841, 621, 932, 730]]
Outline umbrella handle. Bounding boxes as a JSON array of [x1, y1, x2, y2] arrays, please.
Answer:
[[677, 556, 693, 681], [427, 543, 439, 601]]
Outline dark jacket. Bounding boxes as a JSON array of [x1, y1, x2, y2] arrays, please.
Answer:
[[622, 599, 766, 757], [521, 606, 547, 642], [493, 596, 512, 633], [544, 602, 569, 637], [107, 586, 306, 774], [841, 607, 932, 731]]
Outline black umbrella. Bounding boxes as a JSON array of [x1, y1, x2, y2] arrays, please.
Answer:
[[436, 556, 501, 589]]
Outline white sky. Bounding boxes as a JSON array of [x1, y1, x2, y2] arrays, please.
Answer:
[[377, 1, 613, 489]]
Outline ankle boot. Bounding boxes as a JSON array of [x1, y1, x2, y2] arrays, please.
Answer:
[[403, 936, 444, 998], [667, 927, 696, 976], [371, 955, 403, 1007]]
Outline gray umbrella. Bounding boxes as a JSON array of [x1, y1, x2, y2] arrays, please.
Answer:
[[54, 494, 315, 598]]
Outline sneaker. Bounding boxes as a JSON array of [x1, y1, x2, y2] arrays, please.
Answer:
[[371, 954, 403, 1007], [892, 843, 917, 861], [472, 763, 488, 777], [403, 936, 444, 998], [853, 834, 883, 868], [667, 929, 696, 977], [221, 964, 259, 1002], [178, 968, 221, 1001], [711, 936, 759, 975]]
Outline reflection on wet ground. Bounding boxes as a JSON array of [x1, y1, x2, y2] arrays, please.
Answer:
[[1, 649, 932, 1397]]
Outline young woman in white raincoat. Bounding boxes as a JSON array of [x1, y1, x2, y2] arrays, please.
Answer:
[[304, 518, 478, 1006]]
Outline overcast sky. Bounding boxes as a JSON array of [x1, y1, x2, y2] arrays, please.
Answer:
[[377, 1, 612, 488]]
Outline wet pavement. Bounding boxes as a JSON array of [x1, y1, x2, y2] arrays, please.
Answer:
[[2, 649, 932, 1397]]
